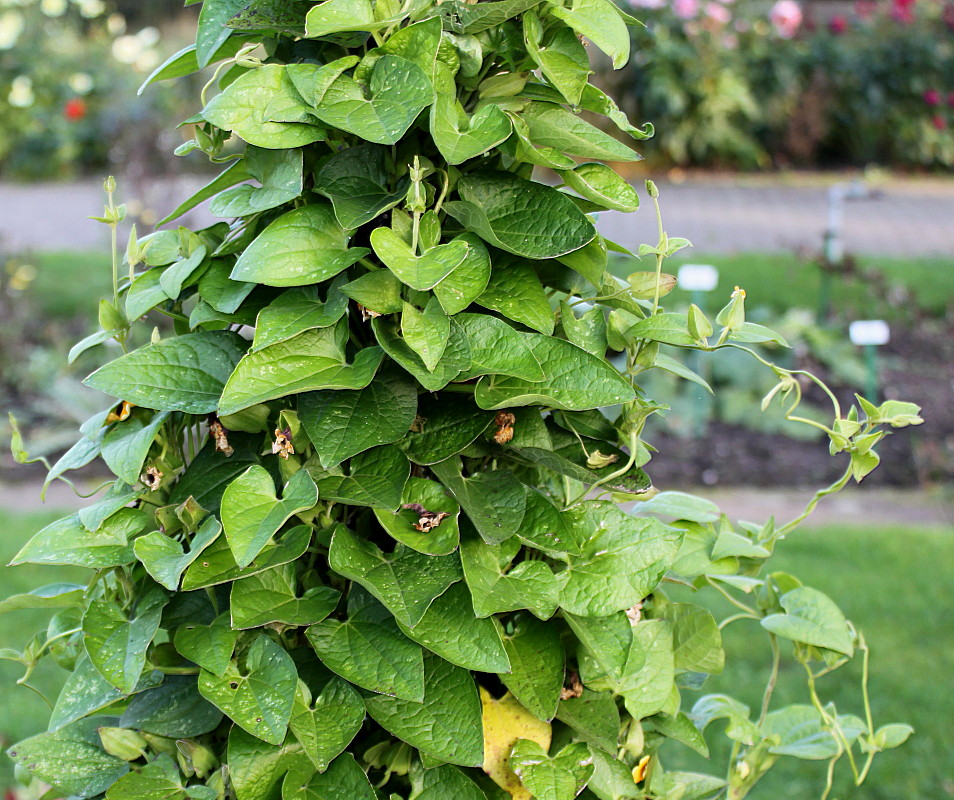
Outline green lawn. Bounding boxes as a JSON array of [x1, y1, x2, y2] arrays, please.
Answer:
[[24, 251, 112, 319], [663, 523, 954, 799], [0, 510, 87, 788], [610, 251, 954, 321]]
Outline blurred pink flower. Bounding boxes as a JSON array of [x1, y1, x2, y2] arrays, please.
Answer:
[[947, 92, 954, 108], [924, 89, 941, 106], [705, 1, 731, 23], [770, 0, 802, 36], [674, 0, 700, 19], [890, 0, 915, 23], [854, 0, 876, 18], [629, 0, 665, 8], [931, 114, 947, 131], [828, 14, 848, 33]]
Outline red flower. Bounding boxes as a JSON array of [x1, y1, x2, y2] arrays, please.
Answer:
[[932, 114, 947, 131], [63, 97, 87, 122], [828, 14, 848, 32], [924, 89, 941, 107]]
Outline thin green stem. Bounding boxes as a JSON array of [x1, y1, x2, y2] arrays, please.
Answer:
[[706, 576, 760, 617], [759, 635, 780, 725]]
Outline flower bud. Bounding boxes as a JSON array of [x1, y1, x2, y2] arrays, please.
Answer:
[[716, 285, 746, 331], [98, 727, 148, 761]]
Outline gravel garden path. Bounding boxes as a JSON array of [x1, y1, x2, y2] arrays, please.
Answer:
[[1, 172, 953, 256]]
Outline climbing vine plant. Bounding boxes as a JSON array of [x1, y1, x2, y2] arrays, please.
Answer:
[[3, 1, 921, 799]]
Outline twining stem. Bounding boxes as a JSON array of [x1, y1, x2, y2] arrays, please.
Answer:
[[759, 634, 781, 724]]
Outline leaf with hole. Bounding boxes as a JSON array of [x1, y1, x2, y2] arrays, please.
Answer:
[[197, 634, 298, 745]]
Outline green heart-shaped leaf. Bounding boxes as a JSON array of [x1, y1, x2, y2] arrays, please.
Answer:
[[500, 613, 565, 721], [363, 653, 483, 767], [11, 507, 148, 569], [372, 316, 471, 392], [306, 588, 425, 700], [460, 529, 559, 620], [299, 368, 417, 469], [445, 171, 595, 259], [328, 526, 461, 627], [524, 13, 590, 105], [134, 515, 221, 591], [182, 525, 313, 591], [474, 335, 636, 411], [401, 393, 495, 465], [221, 466, 318, 568], [85, 331, 248, 415], [430, 458, 526, 545], [545, 0, 630, 69], [283, 753, 377, 800], [308, 445, 410, 510], [398, 582, 511, 673], [510, 739, 595, 800], [197, 634, 297, 745], [315, 143, 409, 229], [432, 233, 493, 315], [289, 678, 365, 772], [521, 101, 640, 161], [558, 501, 683, 617], [476, 257, 554, 335], [219, 328, 384, 415], [174, 613, 238, 676], [252, 279, 349, 353], [83, 585, 168, 694], [231, 205, 368, 287], [230, 563, 340, 629], [203, 64, 325, 148], [7, 718, 129, 798], [312, 55, 432, 145], [558, 162, 640, 213], [101, 410, 172, 485], [761, 587, 854, 656], [430, 92, 513, 164], [371, 227, 470, 290], [402, 298, 450, 371]]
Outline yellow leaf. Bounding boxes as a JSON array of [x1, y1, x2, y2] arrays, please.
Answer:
[[481, 688, 551, 800]]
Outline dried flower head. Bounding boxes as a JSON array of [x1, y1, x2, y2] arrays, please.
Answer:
[[141, 466, 163, 491], [209, 418, 233, 457], [403, 503, 450, 532], [493, 411, 516, 444], [560, 671, 584, 700], [626, 602, 643, 624], [272, 428, 294, 459], [358, 303, 381, 321]]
